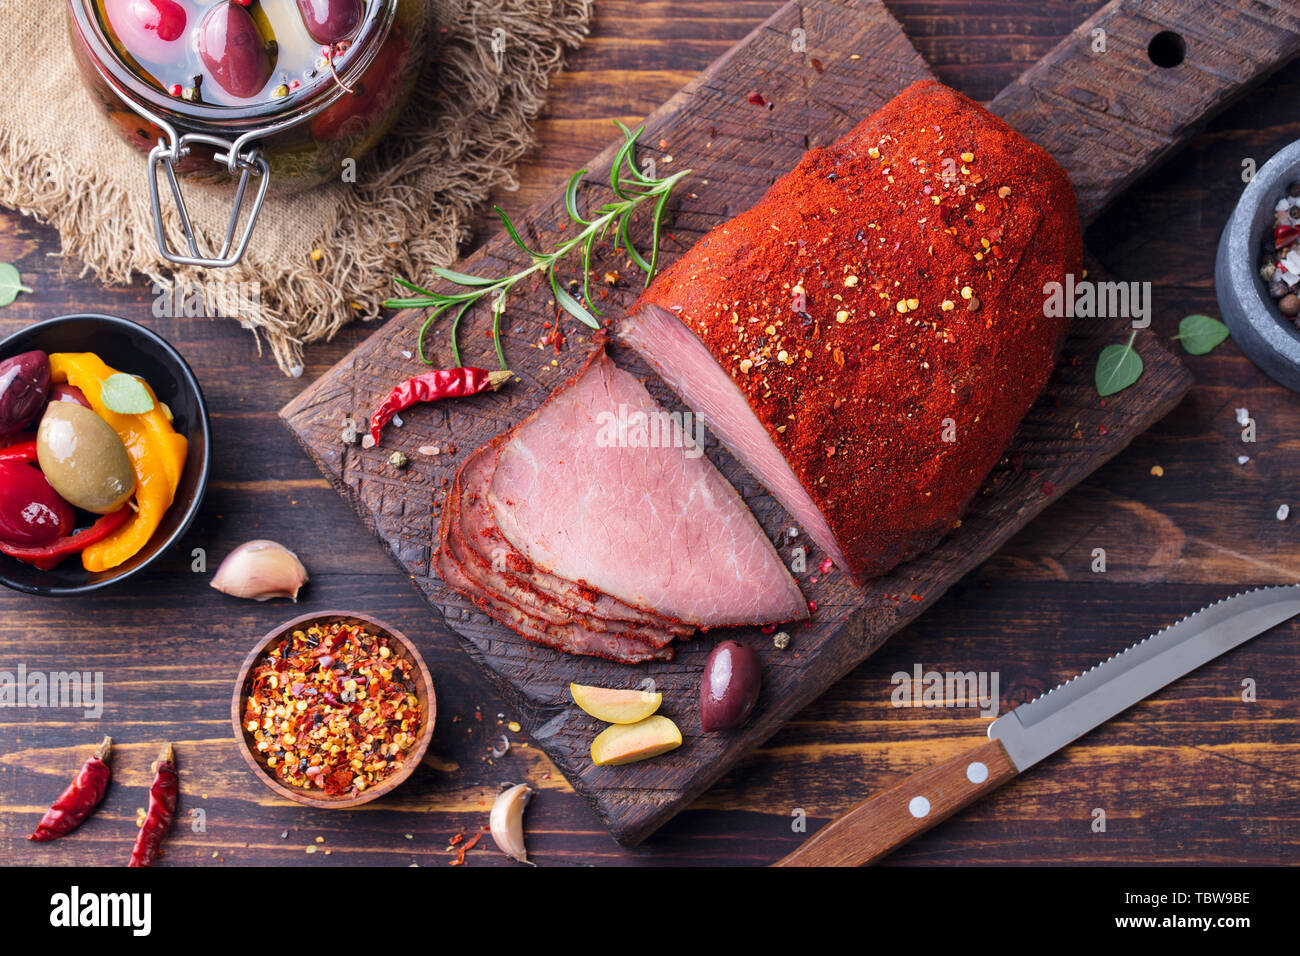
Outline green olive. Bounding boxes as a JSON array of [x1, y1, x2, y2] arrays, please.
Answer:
[[36, 403, 136, 514]]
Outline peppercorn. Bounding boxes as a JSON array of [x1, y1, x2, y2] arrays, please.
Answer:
[[1280, 293, 1300, 317], [1289, 182, 1300, 198]]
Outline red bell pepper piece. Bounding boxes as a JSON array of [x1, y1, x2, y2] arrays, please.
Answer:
[[0, 505, 132, 571], [0, 439, 37, 464]]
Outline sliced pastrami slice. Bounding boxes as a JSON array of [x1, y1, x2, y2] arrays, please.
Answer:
[[435, 542, 673, 663], [488, 348, 807, 627], [447, 444, 685, 647]]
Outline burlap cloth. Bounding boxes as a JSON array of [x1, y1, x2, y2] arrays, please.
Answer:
[[0, 0, 592, 373]]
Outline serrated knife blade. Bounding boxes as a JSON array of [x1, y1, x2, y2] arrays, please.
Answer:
[[775, 586, 1300, 867], [989, 585, 1300, 771]]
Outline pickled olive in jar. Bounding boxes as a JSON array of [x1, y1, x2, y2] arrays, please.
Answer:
[[199, 2, 273, 100], [296, 0, 362, 45], [36, 403, 137, 515], [0, 351, 51, 434], [699, 640, 762, 732], [0, 462, 74, 549]]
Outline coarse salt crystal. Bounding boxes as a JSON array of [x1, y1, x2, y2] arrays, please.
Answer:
[[1236, 407, 1249, 425], [392, 414, 403, 428], [1238, 455, 1250, 465], [787, 527, 799, 539], [1278, 504, 1290, 521], [401, 350, 412, 359]]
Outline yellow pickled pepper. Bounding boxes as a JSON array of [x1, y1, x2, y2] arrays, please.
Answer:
[[47, 354, 189, 572]]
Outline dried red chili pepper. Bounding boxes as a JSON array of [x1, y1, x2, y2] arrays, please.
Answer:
[[28, 736, 112, 842], [0, 504, 131, 571], [128, 743, 178, 868], [369, 367, 513, 445]]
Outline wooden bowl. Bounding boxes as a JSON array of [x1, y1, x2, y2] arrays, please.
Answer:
[[231, 610, 436, 809]]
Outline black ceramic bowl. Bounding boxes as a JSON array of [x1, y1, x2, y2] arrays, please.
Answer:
[[0, 314, 210, 595]]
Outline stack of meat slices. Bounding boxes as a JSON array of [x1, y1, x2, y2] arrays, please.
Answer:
[[436, 346, 807, 663]]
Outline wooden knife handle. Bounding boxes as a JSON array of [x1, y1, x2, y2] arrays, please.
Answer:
[[773, 738, 1017, 867], [988, 0, 1300, 224]]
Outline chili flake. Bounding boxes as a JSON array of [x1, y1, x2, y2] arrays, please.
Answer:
[[244, 622, 421, 796]]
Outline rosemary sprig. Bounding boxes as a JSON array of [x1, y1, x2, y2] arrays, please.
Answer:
[[383, 121, 691, 369]]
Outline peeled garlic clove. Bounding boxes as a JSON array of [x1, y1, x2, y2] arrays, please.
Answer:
[[490, 782, 534, 865], [210, 540, 309, 602]]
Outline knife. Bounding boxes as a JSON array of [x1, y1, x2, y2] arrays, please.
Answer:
[[774, 585, 1300, 867]]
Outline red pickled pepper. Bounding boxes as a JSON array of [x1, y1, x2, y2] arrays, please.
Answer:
[[0, 439, 36, 463], [29, 736, 113, 842], [0, 504, 132, 571], [128, 743, 178, 867], [369, 367, 513, 445]]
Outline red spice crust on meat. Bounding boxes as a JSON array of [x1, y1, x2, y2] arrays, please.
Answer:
[[631, 79, 1082, 581]]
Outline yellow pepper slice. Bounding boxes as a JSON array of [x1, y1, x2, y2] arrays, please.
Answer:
[[47, 353, 189, 573]]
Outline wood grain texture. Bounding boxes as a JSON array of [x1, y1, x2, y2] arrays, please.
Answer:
[[989, 0, 1300, 222], [281, 0, 1200, 845], [2, 0, 1298, 867], [774, 737, 1018, 865]]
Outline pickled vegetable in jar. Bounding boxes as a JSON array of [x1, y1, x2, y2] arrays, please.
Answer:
[[97, 0, 375, 106]]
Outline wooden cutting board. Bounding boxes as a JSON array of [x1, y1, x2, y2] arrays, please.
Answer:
[[282, 0, 1300, 845]]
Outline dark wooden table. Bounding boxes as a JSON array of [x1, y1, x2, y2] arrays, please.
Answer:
[[2, 1, 1297, 866]]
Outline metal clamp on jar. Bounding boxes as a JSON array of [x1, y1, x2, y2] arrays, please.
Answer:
[[67, 0, 428, 268]]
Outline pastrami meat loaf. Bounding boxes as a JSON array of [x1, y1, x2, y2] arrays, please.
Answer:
[[623, 79, 1082, 583]]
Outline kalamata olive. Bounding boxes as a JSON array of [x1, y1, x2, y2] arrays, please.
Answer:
[[199, 2, 273, 100], [36, 403, 136, 515], [296, 0, 362, 45], [103, 0, 188, 63], [0, 351, 50, 434], [699, 640, 762, 732], [47, 384, 91, 409], [0, 461, 74, 548]]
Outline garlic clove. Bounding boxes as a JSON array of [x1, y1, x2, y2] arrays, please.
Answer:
[[489, 782, 534, 865], [210, 540, 309, 602]]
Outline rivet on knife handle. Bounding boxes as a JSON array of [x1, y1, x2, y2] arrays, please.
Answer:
[[773, 738, 1017, 867]]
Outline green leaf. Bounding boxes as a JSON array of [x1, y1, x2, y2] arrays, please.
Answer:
[[393, 276, 437, 296], [495, 206, 540, 260], [490, 291, 509, 372], [1174, 314, 1230, 355], [563, 170, 590, 226], [448, 299, 474, 368], [0, 263, 33, 307], [101, 373, 155, 415], [581, 233, 603, 318], [617, 213, 652, 274], [549, 271, 599, 329], [1095, 335, 1143, 397], [645, 190, 672, 284], [429, 266, 502, 288]]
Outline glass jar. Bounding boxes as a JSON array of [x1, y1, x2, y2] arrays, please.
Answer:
[[66, 0, 431, 267]]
